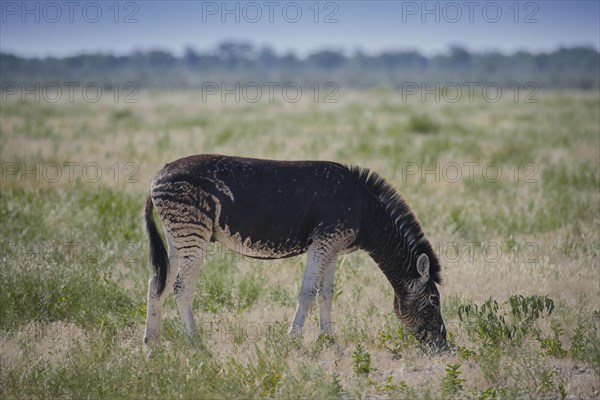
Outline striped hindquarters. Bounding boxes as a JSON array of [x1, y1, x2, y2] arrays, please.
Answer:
[[150, 180, 217, 260]]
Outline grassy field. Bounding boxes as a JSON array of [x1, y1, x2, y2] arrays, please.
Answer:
[[1, 88, 599, 399]]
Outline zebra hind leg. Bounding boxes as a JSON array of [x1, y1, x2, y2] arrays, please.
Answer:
[[317, 258, 337, 335], [146, 181, 216, 349], [173, 248, 203, 344]]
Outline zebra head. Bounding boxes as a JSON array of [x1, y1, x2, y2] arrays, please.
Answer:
[[394, 253, 447, 349]]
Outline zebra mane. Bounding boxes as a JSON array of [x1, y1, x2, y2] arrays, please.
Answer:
[[346, 165, 442, 284]]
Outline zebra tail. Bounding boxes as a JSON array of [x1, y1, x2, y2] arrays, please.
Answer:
[[144, 193, 169, 296]]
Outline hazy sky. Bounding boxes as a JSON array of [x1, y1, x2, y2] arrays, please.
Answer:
[[1, 1, 599, 57]]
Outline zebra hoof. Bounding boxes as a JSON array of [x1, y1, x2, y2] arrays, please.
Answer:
[[287, 326, 303, 338], [143, 336, 159, 356]]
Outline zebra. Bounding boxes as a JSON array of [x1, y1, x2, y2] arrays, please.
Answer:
[[143, 154, 446, 351]]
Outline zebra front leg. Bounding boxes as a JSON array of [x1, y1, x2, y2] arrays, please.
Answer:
[[317, 258, 337, 335], [144, 236, 178, 352], [288, 243, 334, 338], [173, 250, 202, 343]]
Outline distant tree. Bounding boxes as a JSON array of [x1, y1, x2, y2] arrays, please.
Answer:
[[217, 41, 254, 63], [147, 50, 177, 67], [184, 46, 201, 67], [306, 50, 346, 70], [448, 45, 471, 69], [257, 47, 277, 70]]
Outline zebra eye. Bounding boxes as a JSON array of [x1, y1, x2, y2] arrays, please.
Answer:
[[429, 294, 440, 307]]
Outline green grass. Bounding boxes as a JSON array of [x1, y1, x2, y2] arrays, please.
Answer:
[[1, 89, 599, 398]]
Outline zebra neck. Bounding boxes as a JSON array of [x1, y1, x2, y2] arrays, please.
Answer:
[[360, 198, 414, 293]]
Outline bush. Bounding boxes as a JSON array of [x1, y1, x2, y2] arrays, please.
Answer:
[[458, 295, 554, 347], [408, 114, 440, 134]]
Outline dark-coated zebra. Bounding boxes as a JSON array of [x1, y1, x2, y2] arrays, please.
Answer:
[[143, 154, 446, 351]]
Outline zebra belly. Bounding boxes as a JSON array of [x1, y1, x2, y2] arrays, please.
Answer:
[[213, 224, 309, 259]]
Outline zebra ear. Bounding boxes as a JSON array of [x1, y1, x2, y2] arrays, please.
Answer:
[[416, 254, 430, 283]]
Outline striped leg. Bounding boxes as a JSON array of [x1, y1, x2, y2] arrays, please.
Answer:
[[288, 243, 336, 337], [168, 215, 212, 343], [173, 246, 203, 342]]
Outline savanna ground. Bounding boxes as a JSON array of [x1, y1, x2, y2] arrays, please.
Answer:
[[1, 87, 599, 399]]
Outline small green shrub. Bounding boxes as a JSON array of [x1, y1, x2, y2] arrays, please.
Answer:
[[457, 345, 477, 361], [538, 320, 567, 358], [569, 314, 600, 375], [441, 363, 465, 397], [477, 386, 511, 399], [382, 376, 408, 392], [352, 343, 375, 377], [331, 373, 343, 396], [367, 376, 410, 396], [378, 322, 417, 359], [538, 367, 557, 395]]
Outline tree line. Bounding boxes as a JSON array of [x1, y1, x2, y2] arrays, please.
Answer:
[[1, 42, 598, 89]]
